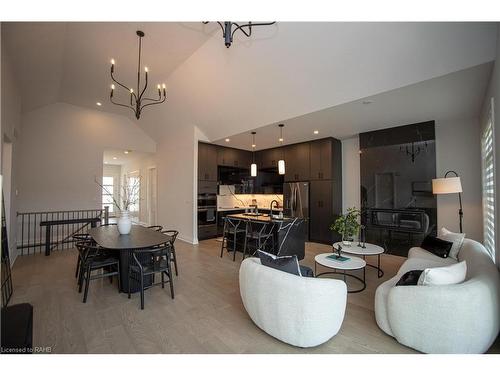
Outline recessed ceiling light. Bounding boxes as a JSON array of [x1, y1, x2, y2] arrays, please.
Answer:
[[362, 100, 373, 105], [225, 138, 230, 142], [104, 161, 108, 164], [113, 157, 117, 160], [124, 150, 130, 154], [313, 130, 319, 135], [96, 102, 102, 106]]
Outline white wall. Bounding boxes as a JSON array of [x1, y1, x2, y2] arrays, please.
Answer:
[[1, 33, 22, 262], [342, 136, 361, 213], [435, 118, 483, 242], [480, 24, 500, 267], [17, 102, 155, 214], [155, 124, 198, 244]]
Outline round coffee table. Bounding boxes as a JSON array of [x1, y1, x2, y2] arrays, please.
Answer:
[[314, 253, 366, 293], [334, 242, 385, 278]]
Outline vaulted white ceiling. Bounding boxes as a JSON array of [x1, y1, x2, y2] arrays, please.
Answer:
[[2, 22, 498, 142], [1, 22, 214, 112], [213, 62, 493, 150]]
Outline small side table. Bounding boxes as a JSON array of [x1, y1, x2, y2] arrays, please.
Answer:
[[314, 253, 366, 293], [334, 242, 384, 278]]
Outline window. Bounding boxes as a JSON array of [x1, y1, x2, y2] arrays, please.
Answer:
[[481, 98, 496, 261], [102, 176, 115, 213], [126, 172, 140, 213]]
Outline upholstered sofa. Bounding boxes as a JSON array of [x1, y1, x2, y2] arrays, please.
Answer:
[[375, 238, 500, 353], [239, 257, 347, 347]]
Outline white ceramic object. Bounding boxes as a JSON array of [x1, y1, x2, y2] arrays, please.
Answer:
[[117, 211, 132, 235]]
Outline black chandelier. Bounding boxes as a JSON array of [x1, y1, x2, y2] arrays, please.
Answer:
[[109, 30, 166, 120], [400, 141, 428, 163], [203, 21, 276, 48]]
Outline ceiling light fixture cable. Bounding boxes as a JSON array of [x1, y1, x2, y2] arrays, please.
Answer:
[[203, 21, 276, 48], [109, 30, 166, 120]]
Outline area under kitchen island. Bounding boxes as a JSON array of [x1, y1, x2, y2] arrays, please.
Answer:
[[223, 213, 307, 260]]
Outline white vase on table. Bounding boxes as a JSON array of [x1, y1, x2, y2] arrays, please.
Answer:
[[117, 211, 132, 235]]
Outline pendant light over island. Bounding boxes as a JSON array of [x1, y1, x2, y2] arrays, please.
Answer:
[[251, 131, 257, 177], [278, 124, 286, 175]]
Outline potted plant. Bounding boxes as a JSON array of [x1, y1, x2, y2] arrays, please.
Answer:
[[330, 207, 361, 246], [96, 175, 141, 235]]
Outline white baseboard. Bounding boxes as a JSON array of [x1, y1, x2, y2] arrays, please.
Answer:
[[178, 235, 197, 245]]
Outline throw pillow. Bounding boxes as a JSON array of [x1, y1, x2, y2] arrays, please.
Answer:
[[417, 261, 467, 286], [420, 235, 453, 258], [257, 250, 302, 276], [438, 227, 465, 260], [395, 270, 424, 286]]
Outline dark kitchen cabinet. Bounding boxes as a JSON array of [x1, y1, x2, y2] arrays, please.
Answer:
[[198, 142, 218, 181], [310, 138, 342, 182], [217, 147, 252, 169], [256, 148, 282, 170], [309, 180, 342, 244], [284, 142, 310, 182]]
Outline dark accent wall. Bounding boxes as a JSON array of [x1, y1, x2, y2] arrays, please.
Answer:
[[360, 121, 437, 256]]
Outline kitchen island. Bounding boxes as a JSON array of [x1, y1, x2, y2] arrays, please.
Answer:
[[224, 213, 307, 260]]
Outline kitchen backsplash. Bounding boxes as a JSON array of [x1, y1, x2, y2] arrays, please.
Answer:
[[217, 194, 284, 209]]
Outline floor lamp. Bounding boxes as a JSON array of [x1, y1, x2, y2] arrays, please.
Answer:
[[432, 170, 463, 233]]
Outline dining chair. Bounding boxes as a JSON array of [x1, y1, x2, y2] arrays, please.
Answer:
[[72, 233, 94, 280], [161, 230, 179, 276], [76, 242, 121, 303], [243, 221, 275, 259], [147, 225, 163, 232], [127, 244, 174, 310], [220, 217, 248, 261]]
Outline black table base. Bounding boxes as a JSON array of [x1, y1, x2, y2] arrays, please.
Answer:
[[314, 263, 366, 293], [118, 249, 153, 293]]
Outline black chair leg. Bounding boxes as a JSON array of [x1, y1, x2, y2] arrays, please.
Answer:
[[83, 267, 91, 303], [75, 256, 80, 279], [127, 270, 131, 299], [78, 262, 85, 293], [166, 264, 174, 299], [220, 222, 226, 258], [161, 272, 165, 289], [242, 229, 248, 261], [232, 231, 237, 262], [171, 246, 179, 276], [140, 273, 145, 310]]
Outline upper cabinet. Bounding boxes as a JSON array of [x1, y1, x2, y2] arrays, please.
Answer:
[[217, 147, 252, 169], [256, 148, 282, 170], [198, 142, 218, 181], [284, 142, 310, 182], [310, 138, 342, 182]]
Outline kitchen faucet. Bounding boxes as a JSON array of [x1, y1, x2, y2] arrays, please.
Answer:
[[270, 200, 280, 217]]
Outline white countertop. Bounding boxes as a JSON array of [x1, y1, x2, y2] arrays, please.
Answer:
[[217, 207, 283, 212]]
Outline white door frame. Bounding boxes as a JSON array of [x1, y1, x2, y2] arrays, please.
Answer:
[[147, 166, 158, 226]]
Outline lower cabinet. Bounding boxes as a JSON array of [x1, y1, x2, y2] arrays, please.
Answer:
[[309, 180, 342, 244]]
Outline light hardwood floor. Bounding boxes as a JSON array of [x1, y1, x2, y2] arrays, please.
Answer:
[[8, 240, 499, 354]]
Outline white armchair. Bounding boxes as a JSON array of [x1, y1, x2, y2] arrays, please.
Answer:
[[375, 238, 500, 353], [239, 257, 347, 348]]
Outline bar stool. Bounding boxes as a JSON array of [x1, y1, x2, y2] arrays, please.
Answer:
[[220, 217, 248, 261], [243, 221, 275, 259]]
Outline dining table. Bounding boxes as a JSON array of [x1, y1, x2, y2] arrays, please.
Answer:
[[88, 225, 172, 293]]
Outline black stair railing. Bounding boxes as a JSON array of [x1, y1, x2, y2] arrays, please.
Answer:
[[16, 207, 109, 256]]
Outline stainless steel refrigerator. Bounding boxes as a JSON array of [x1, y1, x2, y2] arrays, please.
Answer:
[[283, 182, 309, 239]]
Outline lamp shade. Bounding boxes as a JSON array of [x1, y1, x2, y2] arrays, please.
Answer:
[[432, 177, 463, 194]]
